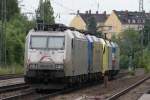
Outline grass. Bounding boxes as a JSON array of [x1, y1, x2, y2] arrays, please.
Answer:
[[0, 64, 24, 75]]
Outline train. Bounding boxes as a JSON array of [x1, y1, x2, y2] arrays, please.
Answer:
[[24, 24, 120, 89]]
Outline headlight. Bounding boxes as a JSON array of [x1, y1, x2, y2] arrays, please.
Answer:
[[29, 64, 37, 69], [55, 64, 64, 69]]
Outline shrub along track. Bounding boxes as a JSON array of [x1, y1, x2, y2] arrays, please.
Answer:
[[0, 74, 23, 80]]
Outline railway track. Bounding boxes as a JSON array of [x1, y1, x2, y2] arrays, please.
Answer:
[[0, 83, 33, 100], [0, 74, 23, 80], [1, 89, 35, 100], [0, 83, 29, 93], [1, 80, 102, 100], [0, 84, 93, 100], [106, 75, 150, 100], [0, 72, 128, 100]]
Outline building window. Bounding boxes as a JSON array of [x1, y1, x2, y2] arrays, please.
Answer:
[[138, 20, 141, 23], [132, 19, 136, 23], [143, 20, 145, 23], [128, 19, 131, 23]]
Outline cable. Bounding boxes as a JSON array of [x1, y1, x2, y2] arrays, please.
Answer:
[[52, 1, 75, 12]]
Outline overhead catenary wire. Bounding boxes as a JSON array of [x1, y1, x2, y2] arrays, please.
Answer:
[[52, 1, 75, 12]]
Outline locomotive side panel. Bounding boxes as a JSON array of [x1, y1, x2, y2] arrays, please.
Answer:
[[92, 42, 102, 73], [63, 30, 74, 76], [102, 43, 109, 74], [86, 35, 93, 74], [99, 43, 103, 73], [72, 38, 88, 76]]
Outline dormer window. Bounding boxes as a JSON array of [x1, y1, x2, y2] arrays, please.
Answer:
[[128, 19, 131, 23], [138, 20, 141, 23], [143, 20, 145, 23], [132, 19, 136, 23]]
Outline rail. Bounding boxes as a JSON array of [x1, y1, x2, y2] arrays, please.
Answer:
[[0, 74, 23, 80], [0, 83, 29, 93], [106, 75, 150, 100]]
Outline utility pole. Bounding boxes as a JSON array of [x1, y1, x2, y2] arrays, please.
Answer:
[[139, 0, 143, 12], [0, 0, 7, 65], [139, 0, 144, 66], [97, 0, 100, 11], [139, 0, 144, 47]]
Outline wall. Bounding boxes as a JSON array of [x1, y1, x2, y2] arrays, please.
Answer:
[[104, 11, 122, 38], [69, 15, 87, 30]]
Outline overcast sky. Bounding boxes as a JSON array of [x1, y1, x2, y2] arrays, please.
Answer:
[[20, 0, 150, 25]]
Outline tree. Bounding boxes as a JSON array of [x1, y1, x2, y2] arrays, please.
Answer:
[[143, 19, 150, 47], [114, 28, 150, 72], [36, 0, 55, 24], [0, 0, 34, 65], [87, 16, 97, 34], [87, 16, 102, 37], [0, 0, 20, 21], [118, 29, 140, 55], [117, 29, 141, 69], [6, 14, 34, 65]]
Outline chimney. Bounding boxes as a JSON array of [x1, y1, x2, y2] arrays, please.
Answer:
[[96, 11, 98, 14], [89, 10, 91, 14], [85, 11, 88, 14], [103, 11, 106, 15], [77, 10, 80, 14], [125, 10, 128, 16]]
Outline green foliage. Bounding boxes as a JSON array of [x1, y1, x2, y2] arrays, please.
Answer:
[[139, 48, 150, 72], [118, 29, 140, 55], [0, 64, 23, 75], [120, 55, 129, 69], [115, 29, 150, 72], [95, 31, 102, 38], [143, 19, 150, 47], [6, 14, 34, 65], [36, 0, 55, 24], [0, 0, 35, 74], [87, 16, 102, 37], [116, 29, 141, 69], [0, 0, 20, 21], [87, 16, 97, 34]]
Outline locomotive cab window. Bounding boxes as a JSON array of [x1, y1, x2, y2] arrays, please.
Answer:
[[30, 36, 65, 50], [48, 36, 65, 50], [31, 36, 47, 49]]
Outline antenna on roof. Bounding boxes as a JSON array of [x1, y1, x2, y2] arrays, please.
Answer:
[[139, 0, 144, 12], [97, 0, 100, 11], [139, 0, 144, 66]]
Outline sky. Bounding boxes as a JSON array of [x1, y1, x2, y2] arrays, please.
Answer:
[[20, 0, 150, 25]]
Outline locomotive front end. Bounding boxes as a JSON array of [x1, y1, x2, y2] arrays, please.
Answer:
[[24, 31, 66, 84]]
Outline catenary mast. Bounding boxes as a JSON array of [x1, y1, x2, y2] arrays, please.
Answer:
[[0, 0, 7, 65]]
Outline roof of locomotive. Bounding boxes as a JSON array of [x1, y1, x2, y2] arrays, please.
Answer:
[[28, 24, 116, 44], [28, 29, 66, 36]]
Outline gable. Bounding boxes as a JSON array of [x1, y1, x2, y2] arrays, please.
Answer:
[[69, 15, 87, 30], [104, 11, 122, 33]]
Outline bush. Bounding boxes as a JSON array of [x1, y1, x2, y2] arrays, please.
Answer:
[[120, 55, 129, 69], [0, 64, 23, 75], [142, 49, 150, 72]]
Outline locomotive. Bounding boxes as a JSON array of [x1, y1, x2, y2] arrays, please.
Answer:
[[24, 24, 119, 89]]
